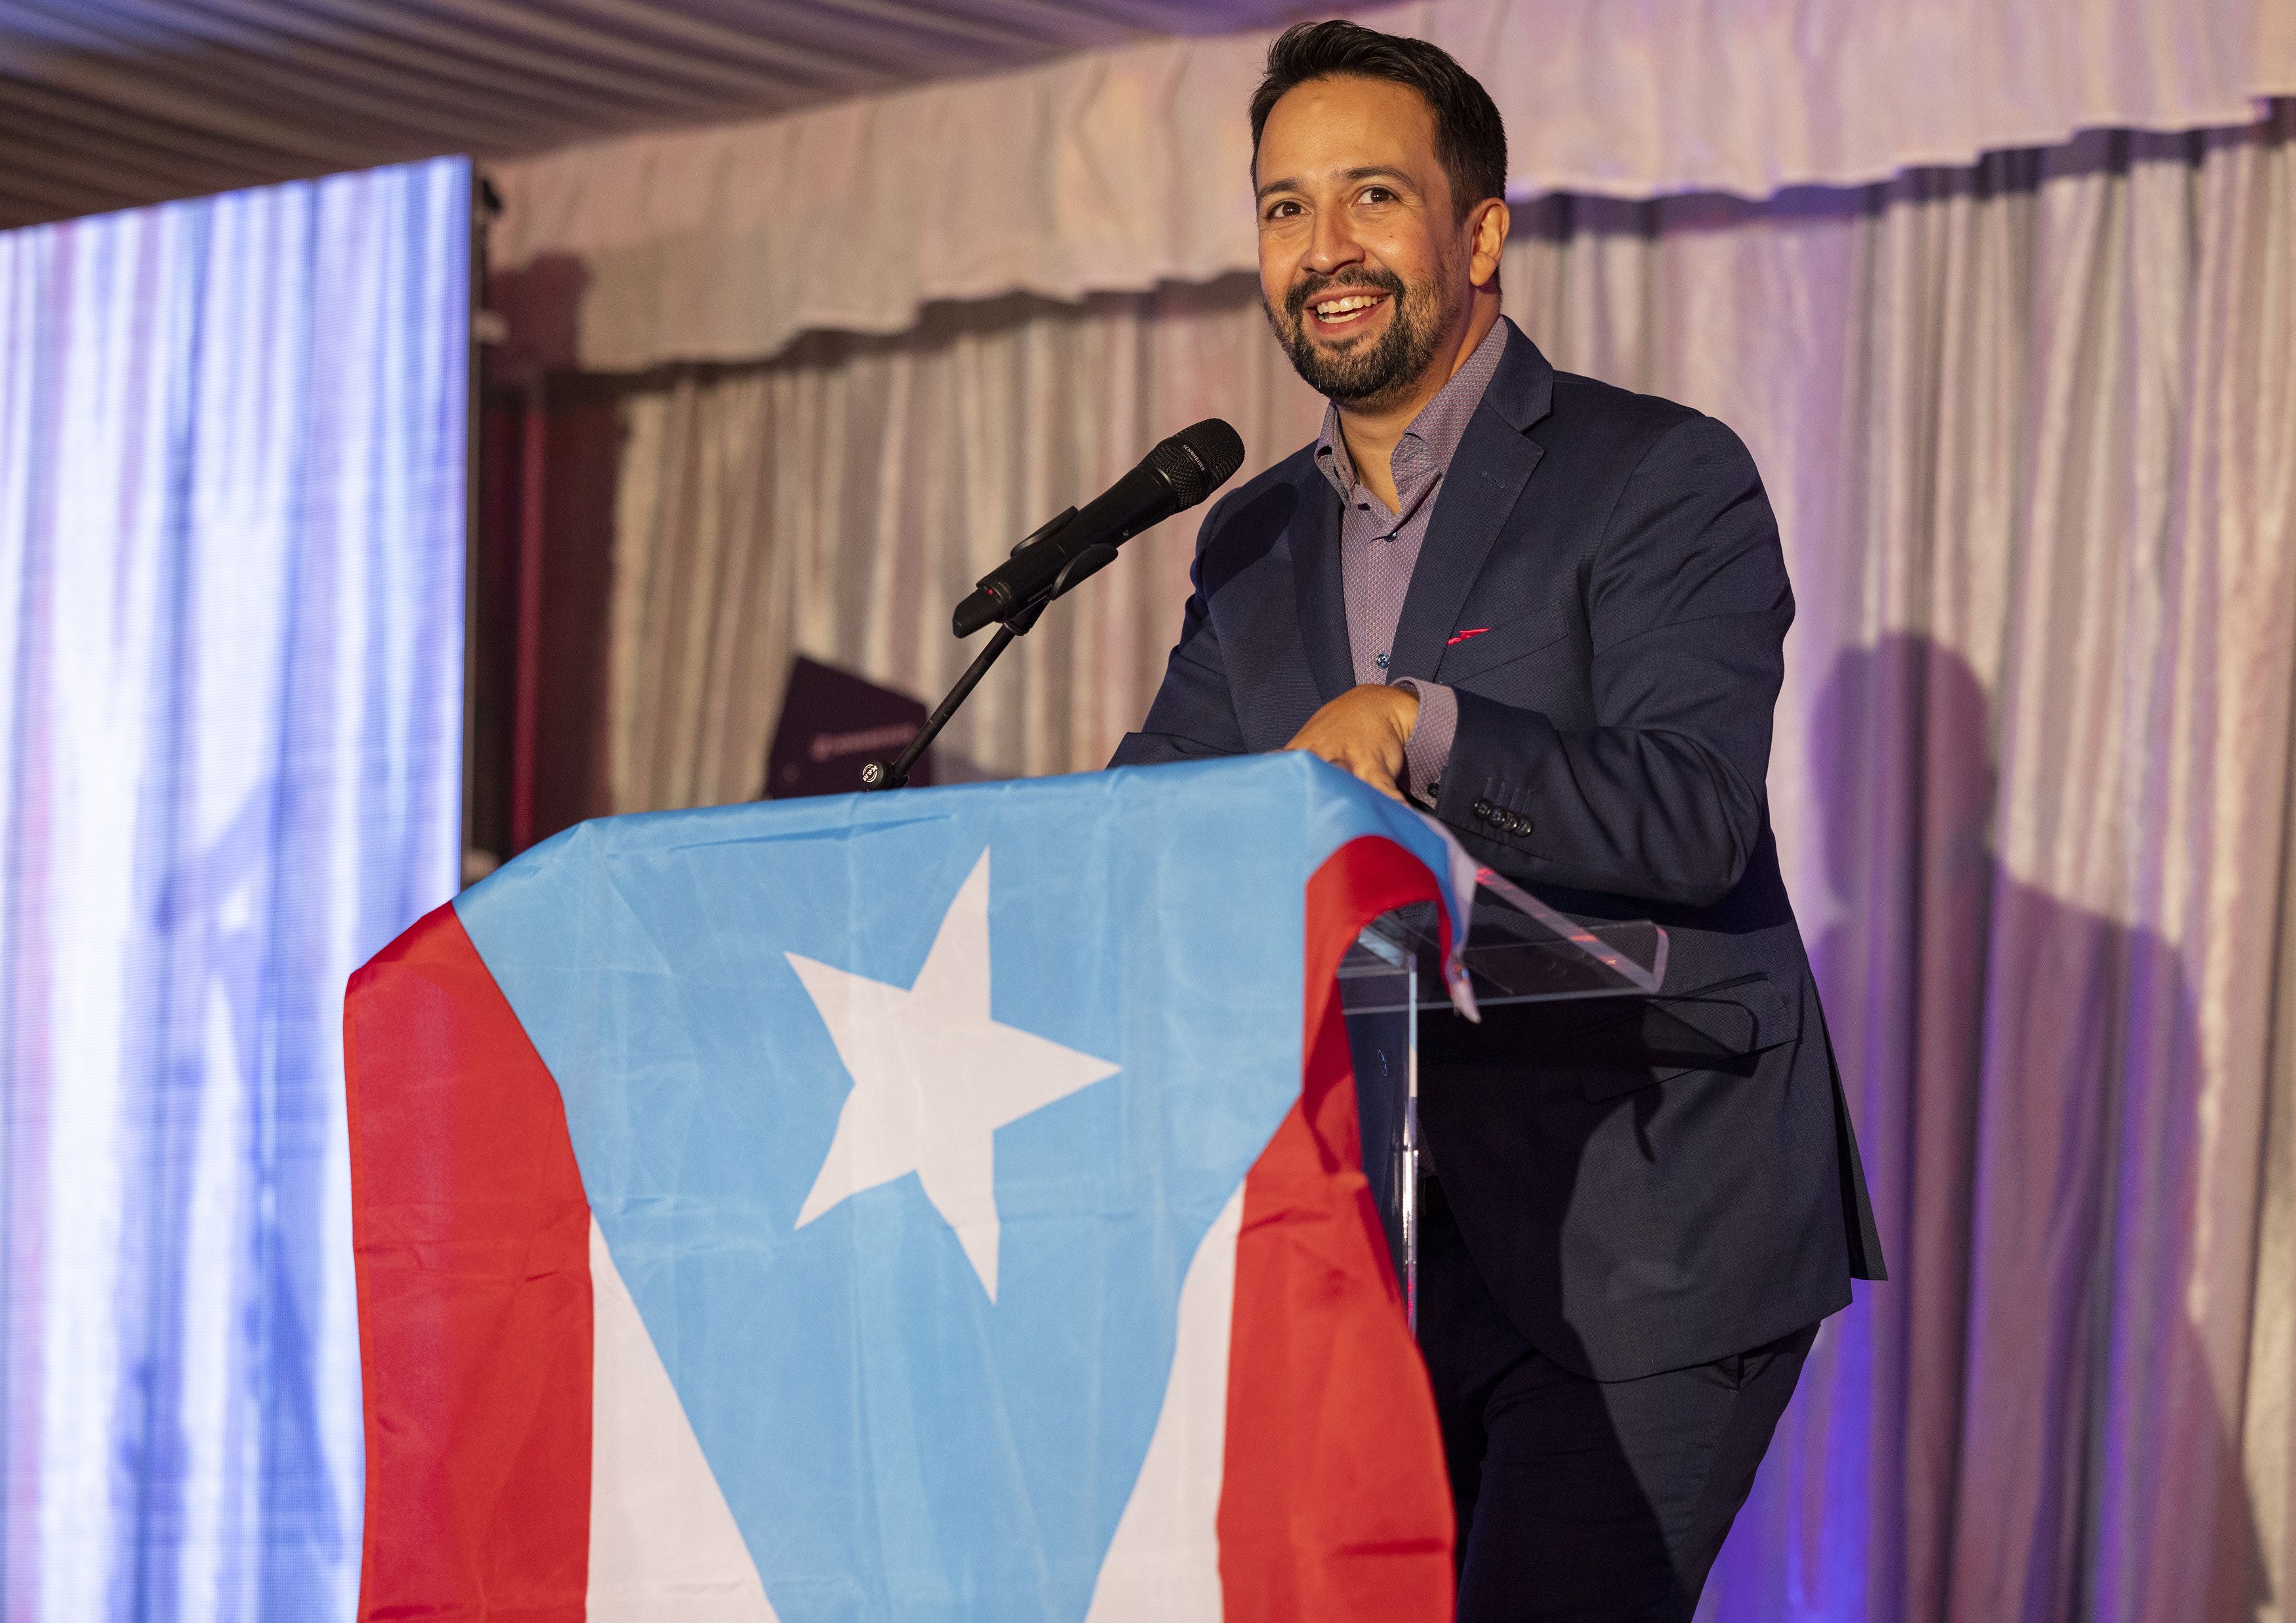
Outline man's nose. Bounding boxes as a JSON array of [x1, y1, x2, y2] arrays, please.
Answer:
[[1303, 209, 1364, 276]]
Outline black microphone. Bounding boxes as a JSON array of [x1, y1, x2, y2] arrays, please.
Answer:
[[953, 419, 1246, 637]]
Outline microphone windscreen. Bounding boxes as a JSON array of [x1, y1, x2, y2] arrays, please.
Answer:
[[1150, 419, 1247, 508]]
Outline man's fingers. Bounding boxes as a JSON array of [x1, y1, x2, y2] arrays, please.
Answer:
[[1355, 737, 1406, 796], [1334, 747, 1403, 801], [1282, 732, 1406, 800], [1280, 699, 1409, 802]]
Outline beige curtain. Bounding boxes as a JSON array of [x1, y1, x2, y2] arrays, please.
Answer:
[[602, 112, 2295, 1620], [605, 283, 1327, 806], [487, 0, 2296, 371]]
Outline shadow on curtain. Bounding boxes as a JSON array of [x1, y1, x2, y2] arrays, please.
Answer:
[[1707, 636, 2253, 1621]]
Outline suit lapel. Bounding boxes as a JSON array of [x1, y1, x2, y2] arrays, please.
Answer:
[[1387, 412, 1543, 682], [1387, 324, 1555, 683], [1290, 474, 1353, 703]]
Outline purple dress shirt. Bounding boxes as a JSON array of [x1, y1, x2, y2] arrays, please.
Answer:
[[1311, 318, 1511, 806]]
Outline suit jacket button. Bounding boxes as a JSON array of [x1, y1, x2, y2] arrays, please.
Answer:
[[1471, 798, 1492, 819], [1513, 814, 1532, 835]]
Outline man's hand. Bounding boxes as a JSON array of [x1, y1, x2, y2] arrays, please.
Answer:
[[1284, 684, 1420, 801]]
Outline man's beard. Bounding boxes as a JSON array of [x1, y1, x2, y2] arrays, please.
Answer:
[[1268, 264, 1449, 409]]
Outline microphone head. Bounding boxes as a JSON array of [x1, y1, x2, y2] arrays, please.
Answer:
[[1147, 419, 1246, 509]]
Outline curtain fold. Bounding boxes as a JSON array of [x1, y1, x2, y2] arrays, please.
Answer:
[[597, 110, 2296, 1620]]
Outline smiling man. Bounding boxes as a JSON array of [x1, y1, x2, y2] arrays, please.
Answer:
[[1110, 20, 1884, 1623]]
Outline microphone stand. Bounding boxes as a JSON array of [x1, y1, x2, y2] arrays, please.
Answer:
[[859, 539, 1117, 792]]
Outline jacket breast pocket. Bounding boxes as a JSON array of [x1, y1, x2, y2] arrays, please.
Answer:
[[1435, 604, 1572, 685]]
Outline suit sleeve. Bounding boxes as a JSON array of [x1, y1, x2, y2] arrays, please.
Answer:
[[1433, 416, 1790, 909], [1107, 496, 1250, 767]]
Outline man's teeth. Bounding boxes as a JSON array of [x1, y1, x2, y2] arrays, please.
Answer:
[[1314, 294, 1384, 316]]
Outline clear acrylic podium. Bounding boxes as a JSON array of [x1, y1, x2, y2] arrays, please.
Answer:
[[1340, 868, 1668, 1331]]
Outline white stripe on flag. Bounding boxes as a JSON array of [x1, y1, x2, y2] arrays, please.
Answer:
[[1084, 1184, 1246, 1622], [588, 1218, 782, 1622]]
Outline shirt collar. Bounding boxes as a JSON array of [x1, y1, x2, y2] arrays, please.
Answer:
[[1313, 317, 1512, 506]]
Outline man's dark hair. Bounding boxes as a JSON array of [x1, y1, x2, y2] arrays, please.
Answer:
[[1248, 20, 1508, 220]]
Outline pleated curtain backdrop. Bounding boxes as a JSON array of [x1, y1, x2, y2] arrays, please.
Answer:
[[603, 281, 1327, 806], [594, 111, 2295, 1620]]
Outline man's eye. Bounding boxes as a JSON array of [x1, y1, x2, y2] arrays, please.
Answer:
[[1264, 200, 1303, 220], [1361, 187, 1395, 205]]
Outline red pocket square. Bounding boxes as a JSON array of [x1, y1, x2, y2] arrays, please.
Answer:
[[1446, 627, 1492, 647]]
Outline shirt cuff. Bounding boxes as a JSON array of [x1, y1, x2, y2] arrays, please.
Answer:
[[1391, 679, 1457, 809]]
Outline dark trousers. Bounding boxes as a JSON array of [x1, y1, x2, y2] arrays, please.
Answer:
[[1417, 1180, 1817, 1622]]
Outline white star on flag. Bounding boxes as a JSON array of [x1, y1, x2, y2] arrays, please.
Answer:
[[787, 848, 1118, 1299]]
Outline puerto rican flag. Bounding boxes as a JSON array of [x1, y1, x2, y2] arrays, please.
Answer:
[[345, 754, 1469, 1622]]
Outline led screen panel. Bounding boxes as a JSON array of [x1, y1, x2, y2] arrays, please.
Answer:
[[0, 156, 470, 1621]]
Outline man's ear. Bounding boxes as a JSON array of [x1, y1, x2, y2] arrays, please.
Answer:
[[1469, 197, 1511, 289]]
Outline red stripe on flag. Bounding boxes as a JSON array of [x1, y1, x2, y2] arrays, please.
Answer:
[[1218, 836, 1457, 1621], [346, 901, 594, 1622]]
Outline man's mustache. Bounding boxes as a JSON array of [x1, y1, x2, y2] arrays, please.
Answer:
[[1284, 268, 1408, 321]]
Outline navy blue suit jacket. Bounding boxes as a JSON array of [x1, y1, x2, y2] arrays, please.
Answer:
[[1113, 321, 1883, 1379]]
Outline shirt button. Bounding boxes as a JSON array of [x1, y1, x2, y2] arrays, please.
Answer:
[[1375, 652, 1389, 670]]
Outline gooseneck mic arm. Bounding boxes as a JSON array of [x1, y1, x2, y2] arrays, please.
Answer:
[[861, 419, 1245, 791], [862, 623, 1017, 792]]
